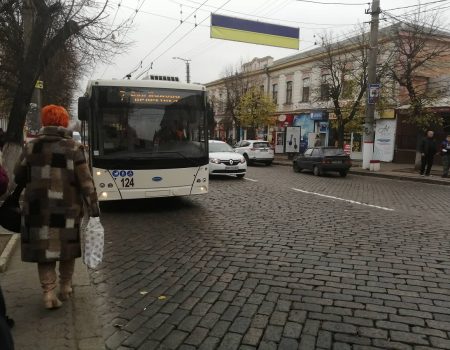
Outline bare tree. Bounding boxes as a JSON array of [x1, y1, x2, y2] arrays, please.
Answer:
[[0, 0, 129, 176], [316, 26, 391, 147], [386, 10, 450, 130]]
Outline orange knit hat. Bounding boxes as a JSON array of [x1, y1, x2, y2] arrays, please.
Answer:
[[41, 105, 69, 128]]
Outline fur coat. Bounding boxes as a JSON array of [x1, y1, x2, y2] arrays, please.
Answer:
[[14, 126, 99, 263]]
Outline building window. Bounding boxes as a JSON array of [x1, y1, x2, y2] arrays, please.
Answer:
[[260, 85, 265, 94], [286, 81, 293, 104], [302, 78, 310, 102], [320, 74, 330, 101], [272, 84, 278, 104]]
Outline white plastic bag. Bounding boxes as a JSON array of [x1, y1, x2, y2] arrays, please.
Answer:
[[83, 217, 104, 269]]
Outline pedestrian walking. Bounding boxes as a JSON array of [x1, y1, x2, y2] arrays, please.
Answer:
[[14, 105, 100, 310], [314, 134, 321, 147], [419, 130, 438, 176], [441, 134, 450, 178]]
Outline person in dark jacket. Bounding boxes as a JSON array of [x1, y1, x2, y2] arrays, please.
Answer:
[[441, 134, 450, 178], [420, 130, 438, 176], [0, 163, 14, 350]]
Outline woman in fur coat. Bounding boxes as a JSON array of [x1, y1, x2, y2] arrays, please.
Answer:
[[14, 105, 99, 309]]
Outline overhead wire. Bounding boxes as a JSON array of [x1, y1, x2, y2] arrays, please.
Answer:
[[135, 0, 233, 79], [165, 0, 356, 27], [383, 0, 450, 12], [295, 0, 369, 5], [125, 0, 211, 78]]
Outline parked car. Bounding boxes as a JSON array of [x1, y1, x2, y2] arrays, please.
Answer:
[[209, 140, 247, 178], [293, 147, 352, 177], [233, 140, 274, 165]]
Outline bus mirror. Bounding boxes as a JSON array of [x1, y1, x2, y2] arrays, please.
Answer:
[[78, 97, 89, 121]]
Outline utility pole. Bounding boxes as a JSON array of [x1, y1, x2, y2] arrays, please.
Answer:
[[173, 57, 191, 83], [362, 0, 380, 169]]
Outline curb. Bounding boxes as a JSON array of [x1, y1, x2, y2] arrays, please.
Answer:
[[348, 170, 450, 186], [273, 160, 450, 186], [73, 261, 105, 350], [0, 234, 19, 272]]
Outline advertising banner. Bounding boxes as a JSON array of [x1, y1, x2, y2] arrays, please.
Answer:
[[275, 132, 285, 154], [374, 119, 397, 162], [285, 126, 301, 153], [211, 14, 299, 49]]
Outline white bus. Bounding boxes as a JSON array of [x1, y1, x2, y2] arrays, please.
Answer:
[[78, 79, 209, 201]]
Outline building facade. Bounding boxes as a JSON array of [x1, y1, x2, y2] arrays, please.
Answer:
[[206, 24, 450, 163]]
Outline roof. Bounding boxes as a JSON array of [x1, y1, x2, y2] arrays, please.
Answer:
[[86, 79, 205, 95]]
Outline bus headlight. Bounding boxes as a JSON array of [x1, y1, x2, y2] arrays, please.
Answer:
[[96, 171, 101, 176], [209, 158, 220, 164], [101, 192, 108, 198]]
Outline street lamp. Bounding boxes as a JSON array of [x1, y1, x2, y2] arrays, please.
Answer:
[[172, 57, 191, 83]]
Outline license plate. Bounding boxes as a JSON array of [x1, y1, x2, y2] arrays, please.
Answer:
[[225, 166, 239, 170], [259, 149, 268, 152], [333, 160, 342, 164]]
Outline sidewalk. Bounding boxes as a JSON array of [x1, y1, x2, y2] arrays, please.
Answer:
[[273, 154, 450, 186], [0, 231, 104, 350]]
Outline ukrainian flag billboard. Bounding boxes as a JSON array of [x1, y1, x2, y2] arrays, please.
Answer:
[[211, 14, 299, 50]]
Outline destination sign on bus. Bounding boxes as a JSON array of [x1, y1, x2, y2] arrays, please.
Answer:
[[119, 90, 182, 105]]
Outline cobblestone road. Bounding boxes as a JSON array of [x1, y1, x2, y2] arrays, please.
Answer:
[[92, 165, 450, 350]]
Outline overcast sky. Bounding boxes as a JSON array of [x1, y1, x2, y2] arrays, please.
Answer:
[[81, 0, 450, 91]]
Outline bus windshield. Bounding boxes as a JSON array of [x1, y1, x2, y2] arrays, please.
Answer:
[[91, 86, 207, 168]]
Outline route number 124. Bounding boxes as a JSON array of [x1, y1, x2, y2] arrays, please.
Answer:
[[120, 177, 134, 187]]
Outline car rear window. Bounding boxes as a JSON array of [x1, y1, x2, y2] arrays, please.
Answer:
[[253, 142, 270, 148], [323, 148, 345, 156]]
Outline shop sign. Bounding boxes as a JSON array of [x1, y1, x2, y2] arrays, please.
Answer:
[[379, 109, 395, 119], [328, 113, 337, 120], [311, 111, 326, 120]]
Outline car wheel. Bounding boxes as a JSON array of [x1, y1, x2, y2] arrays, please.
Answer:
[[313, 165, 322, 176], [243, 154, 251, 165], [293, 163, 302, 173], [339, 170, 348, 177], [236, 174, 245, 179]]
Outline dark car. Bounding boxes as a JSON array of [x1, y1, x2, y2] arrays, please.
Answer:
[[293, 147, 352, 177]]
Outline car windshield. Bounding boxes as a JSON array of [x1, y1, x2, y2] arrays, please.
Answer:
[[253, 142, 270, 148], [323, 148, 346, 156], [209, 142, 234, 153]]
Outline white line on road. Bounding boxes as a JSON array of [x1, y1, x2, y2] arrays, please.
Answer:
[[244, 177, 259, 182], [291, 188, 394, 212]]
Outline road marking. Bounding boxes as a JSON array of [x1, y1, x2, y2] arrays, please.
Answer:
[[291, 188, 394, 212], [244, 177, 259, 182]]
